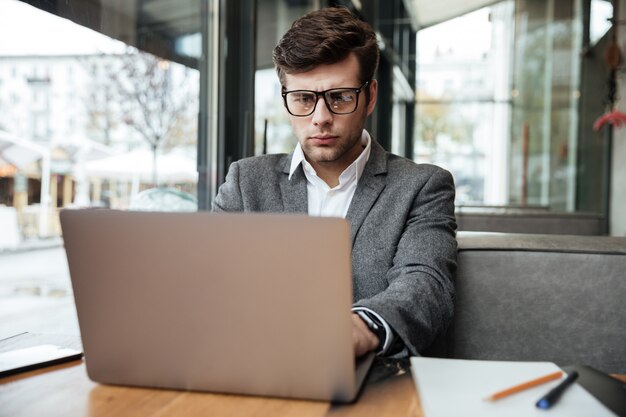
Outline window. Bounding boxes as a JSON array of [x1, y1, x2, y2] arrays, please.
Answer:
[[416, 3, 514, 205], [0, 0, 213, 339], [415, 0, 608, 212]]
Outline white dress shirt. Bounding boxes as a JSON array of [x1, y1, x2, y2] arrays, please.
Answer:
[[289, 130, 395, 355], [289, 130, 371, 218]]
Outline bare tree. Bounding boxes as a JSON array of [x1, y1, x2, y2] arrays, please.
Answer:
[[82, 48, 198, 185]]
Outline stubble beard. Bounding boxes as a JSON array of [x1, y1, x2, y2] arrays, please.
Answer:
[[302, 133, 361, 164]]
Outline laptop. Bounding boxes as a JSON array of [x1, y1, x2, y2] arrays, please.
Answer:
[[60, 209, 374, 402]]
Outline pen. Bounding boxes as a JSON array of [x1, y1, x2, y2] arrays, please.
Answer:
[[485, 371, 563, 401], [536, 371, 579, 409]]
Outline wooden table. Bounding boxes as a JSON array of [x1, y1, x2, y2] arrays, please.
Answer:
[[0, 333, 422, 417], [3, 333, 625, 417]]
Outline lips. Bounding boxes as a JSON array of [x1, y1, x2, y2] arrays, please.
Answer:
[[310, 135, 338, 145]]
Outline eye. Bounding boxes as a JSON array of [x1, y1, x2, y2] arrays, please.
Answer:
[[292, 92, 315, 105], [329, 90, 355, 104]]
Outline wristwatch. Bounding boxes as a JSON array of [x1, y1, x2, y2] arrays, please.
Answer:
[[356, 310, 386, 353]]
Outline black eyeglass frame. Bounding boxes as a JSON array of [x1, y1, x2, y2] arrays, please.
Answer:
[[281, 81, 370, 117]]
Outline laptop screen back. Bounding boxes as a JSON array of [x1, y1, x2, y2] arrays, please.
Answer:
[[61, 209, 359, 401]]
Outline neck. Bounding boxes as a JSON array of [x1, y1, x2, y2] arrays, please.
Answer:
[[309, 161, 342, 187]]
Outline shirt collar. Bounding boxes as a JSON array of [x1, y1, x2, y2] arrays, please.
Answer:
[[288, 130, 372, 181]]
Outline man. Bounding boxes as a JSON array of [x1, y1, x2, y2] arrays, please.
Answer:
[[213, 7, 457, 358]]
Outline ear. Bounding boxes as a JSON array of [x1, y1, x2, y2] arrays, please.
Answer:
[[366, 79, 378, 116]]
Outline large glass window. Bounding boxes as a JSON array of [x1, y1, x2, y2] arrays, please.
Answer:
[[415, 0, 609, 213], [0, 0, 210, 338], [509, 0, 583, 210], [416, 2, 514, 205]]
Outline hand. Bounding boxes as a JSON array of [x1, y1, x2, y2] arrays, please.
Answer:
[[352, 314, 379, 357]]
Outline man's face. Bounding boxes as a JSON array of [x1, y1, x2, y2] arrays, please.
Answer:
[[282, 53, 377, 172]]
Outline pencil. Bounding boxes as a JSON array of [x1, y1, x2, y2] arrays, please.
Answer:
[[485, 371, 564, 401]]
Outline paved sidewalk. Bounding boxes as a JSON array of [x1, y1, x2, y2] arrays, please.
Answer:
[[0, 237, 64, 255], [0, 243, 77, 338]]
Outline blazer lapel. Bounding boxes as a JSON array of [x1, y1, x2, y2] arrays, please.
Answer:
[[279, 154, 308, 214], [346, 140, 388, 245]]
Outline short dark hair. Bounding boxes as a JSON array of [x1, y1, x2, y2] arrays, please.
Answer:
[[272, 7, 379, 87]]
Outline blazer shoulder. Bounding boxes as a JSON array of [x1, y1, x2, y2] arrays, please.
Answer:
[[387, 154, 453, 181], [232, 153, 290, 174]]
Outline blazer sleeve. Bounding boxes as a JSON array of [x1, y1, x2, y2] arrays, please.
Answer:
[[353, 167, 457, 356], [212, 161, 244, 212]]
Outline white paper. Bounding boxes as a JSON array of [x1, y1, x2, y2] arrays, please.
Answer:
[[410, 357, 617, 417]]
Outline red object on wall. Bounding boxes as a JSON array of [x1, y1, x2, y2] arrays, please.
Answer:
[[593, 110, 626, 131]]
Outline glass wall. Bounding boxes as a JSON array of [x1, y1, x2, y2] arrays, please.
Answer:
[[415, 0, 610, 214], [415, 2, 514, 205], [0, 0, 209, 338], [509, 0, 583, 210]]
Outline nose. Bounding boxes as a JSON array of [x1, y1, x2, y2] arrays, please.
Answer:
[[311, 96, 333, 126]]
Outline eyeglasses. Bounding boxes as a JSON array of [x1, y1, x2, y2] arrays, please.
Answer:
[[281, 81, 370, 117]]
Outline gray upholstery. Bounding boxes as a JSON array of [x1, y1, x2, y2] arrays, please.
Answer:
[[447, 232, 626, 374], [456, 207, 603, 235]]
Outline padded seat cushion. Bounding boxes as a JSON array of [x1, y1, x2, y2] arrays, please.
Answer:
[[449, 232, 626, 374]]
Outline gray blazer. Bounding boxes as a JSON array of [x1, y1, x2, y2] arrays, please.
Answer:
[[212, 139, 457, 355]]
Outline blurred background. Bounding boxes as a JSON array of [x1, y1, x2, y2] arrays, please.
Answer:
[[0, 0, 623, 338]]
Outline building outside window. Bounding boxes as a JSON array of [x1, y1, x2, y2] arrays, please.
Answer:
[[415, 0, 611, 214]]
